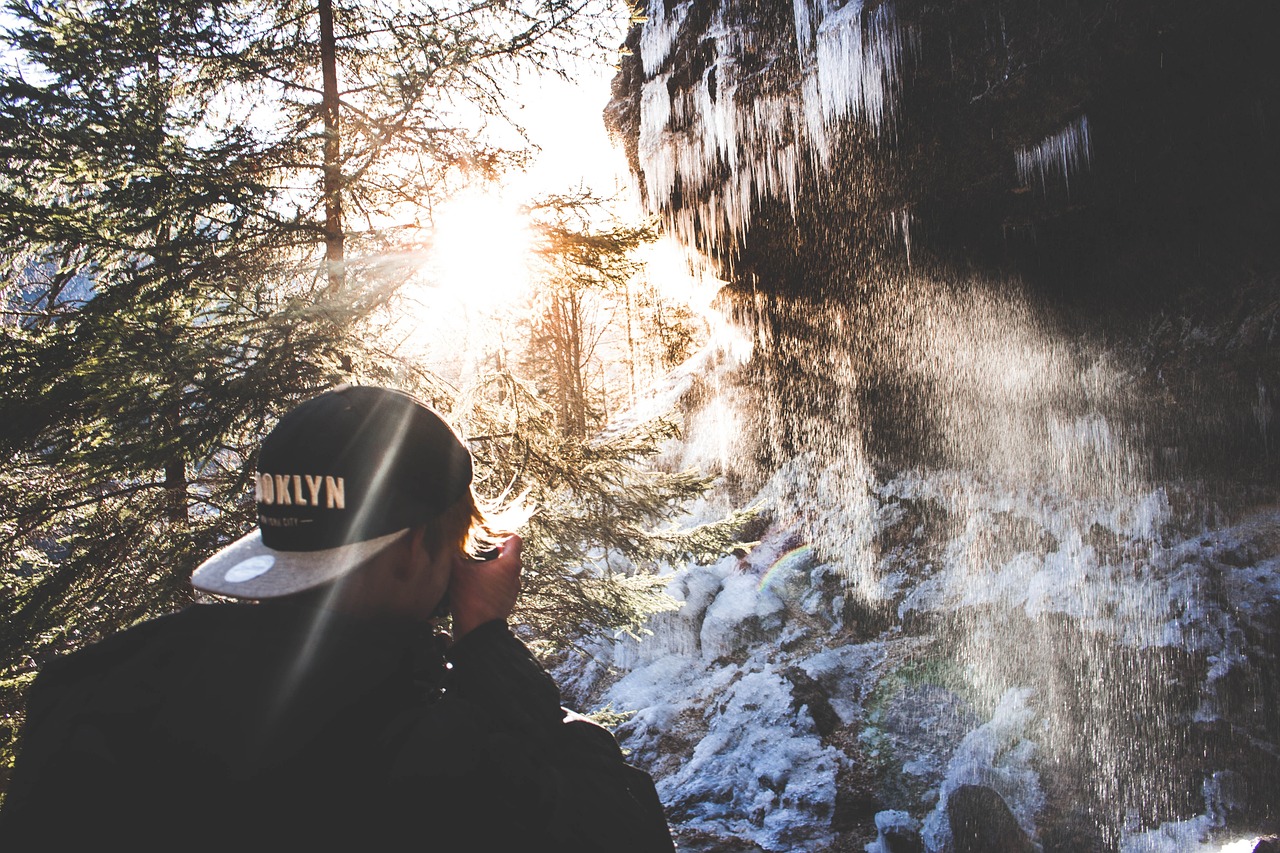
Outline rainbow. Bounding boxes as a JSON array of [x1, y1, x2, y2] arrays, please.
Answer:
[[758, 544, 814, 592]]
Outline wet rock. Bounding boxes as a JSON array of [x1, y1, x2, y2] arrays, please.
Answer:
[[840, 595, 896, 640], [872, 681, 980, 807], [1036, 806, 1107, 853], [883, 826, 923, 853], [874, 809, 924, 853], [947, 784, 1036, 853], [784, 666, 841, 737], [1184, 722, 1280, 827], [977, 511, 1059, 565], [1252, 837, 1280, 853]]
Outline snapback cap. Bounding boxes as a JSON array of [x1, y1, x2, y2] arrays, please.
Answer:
[[192, 386, 473, 599]]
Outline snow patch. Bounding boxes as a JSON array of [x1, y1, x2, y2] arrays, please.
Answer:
[[700, 568, 785, 660], [920, 687, 1044, 851]]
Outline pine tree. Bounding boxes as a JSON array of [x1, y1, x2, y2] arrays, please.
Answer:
[[521, 191, 701, 436], [455, 371, 754, 652], [446, 193, 748, 650], [0, 0, 604, 788]]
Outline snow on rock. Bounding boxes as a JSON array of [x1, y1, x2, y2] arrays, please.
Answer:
[[1117, 772, 1262, 853], [920, 687, 1044, 851], [699, 570, 786, 660], [598, 595, 850, 849], [797, 643, 886, 726], [866, 809, 922, 853], [560, 525, 862, 850], [558, 456, 1280, 851], [656, 663, 842, 849]]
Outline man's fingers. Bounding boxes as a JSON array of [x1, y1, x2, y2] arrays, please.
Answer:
[[449, 535, 524, 641], [495, 534, 523, 573]]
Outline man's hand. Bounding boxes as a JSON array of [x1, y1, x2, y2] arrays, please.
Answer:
[[448, 535, 522, 642]]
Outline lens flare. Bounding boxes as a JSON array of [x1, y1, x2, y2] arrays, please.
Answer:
[[758, 544, 814, 593]]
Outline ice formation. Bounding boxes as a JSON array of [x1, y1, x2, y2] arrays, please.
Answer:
[[555, 272, 1280, 850], [638, 0, 689, 76], [1015, 114, 1094, 196], [636, 0, 906, 253], [568, 466, 1280, 851]]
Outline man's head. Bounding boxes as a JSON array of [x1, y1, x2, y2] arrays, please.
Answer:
[[192, 386, 475, 602]]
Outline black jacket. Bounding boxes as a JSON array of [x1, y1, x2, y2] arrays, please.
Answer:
[[0, 603, 673, 850]]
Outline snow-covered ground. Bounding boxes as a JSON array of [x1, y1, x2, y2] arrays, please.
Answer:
[[558, 462, 1280, 851]]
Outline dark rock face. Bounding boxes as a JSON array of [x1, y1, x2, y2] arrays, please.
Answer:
[[883, 825, 924, 853], [608, 0, 1280, 307], [893, 0, 1280, 302], [611, 0, 1280, 485], [611, 0, 1280, 494]]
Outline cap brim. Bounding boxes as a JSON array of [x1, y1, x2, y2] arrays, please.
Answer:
[[191, 527, 408, 599]]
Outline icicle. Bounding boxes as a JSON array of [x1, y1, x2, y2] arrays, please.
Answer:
[[640, 0, 690, 75], [792, 0, 815, 65], [1015, 114, 1093, 197], [638, 73, 675, 202], [809, 0, 902, 133], [633, 0, 906, 254]]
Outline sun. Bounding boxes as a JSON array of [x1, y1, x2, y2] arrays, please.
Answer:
[[423, 189, 532, 307]]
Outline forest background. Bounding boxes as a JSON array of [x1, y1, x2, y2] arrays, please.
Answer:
[[0, 0, 748, 794]]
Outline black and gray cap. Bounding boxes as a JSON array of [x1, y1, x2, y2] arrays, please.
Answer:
[[192, 385, 473, 599]]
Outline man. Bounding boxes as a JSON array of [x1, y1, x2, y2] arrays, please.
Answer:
[[0, 385, 674, 850]]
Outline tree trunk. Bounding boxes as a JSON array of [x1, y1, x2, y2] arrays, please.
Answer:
[[319, 0, 345, 293], [624, 280, 637, 407], [164, 444, 189, 526], [147, 13, 190, 536], [567, 291, 587, 437]]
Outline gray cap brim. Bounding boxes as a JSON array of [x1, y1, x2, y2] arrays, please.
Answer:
[[191, 527, 408, 599]]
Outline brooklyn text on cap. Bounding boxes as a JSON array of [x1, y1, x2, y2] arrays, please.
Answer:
[[191, 386, 473, 599]]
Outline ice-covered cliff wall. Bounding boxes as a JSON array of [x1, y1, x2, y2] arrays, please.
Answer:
[[608, 0, 1280, 301], [592, 1, 1280, 850]]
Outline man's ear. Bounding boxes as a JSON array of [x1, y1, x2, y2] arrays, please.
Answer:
[[390, 526, 429, 582]]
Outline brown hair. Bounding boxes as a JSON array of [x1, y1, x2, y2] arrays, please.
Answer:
[[421, 487, 516, 560]]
